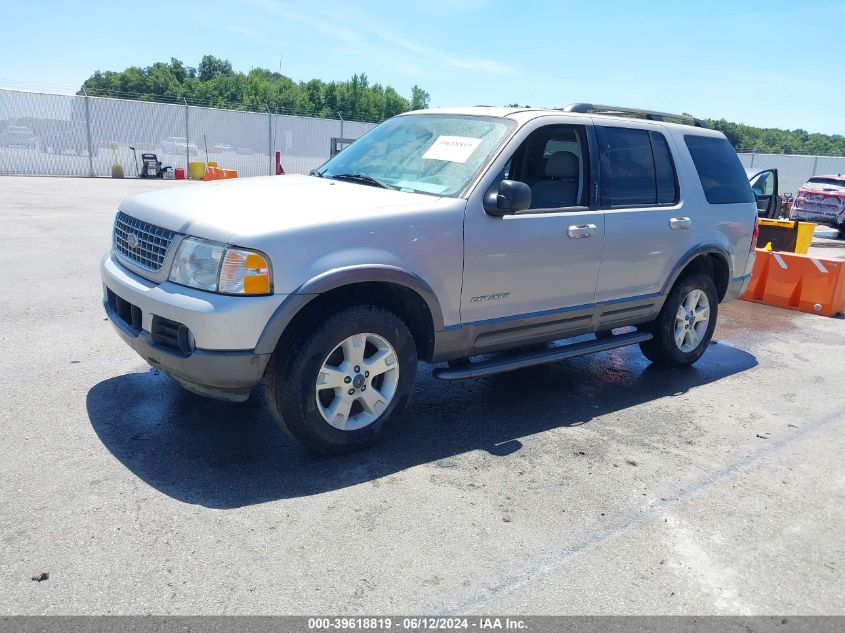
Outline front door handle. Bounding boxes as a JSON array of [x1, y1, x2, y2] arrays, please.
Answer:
[[568, 223, 598, 239], [670, 216, 691, 230]]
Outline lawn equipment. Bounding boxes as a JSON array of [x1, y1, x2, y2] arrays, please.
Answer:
[[140, 153, 164, 178]]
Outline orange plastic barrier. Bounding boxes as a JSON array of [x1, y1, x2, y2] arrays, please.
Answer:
[[740, 249, 845, 317], [204, 165, 223, 180], [202, 166, 237, 180]]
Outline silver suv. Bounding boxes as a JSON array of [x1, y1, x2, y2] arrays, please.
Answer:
[[101, 104, 757, 453]]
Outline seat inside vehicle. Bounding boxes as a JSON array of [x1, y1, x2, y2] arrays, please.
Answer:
[[530, 150, 580, 209]]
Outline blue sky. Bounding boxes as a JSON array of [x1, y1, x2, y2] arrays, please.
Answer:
[[2, 0, 844, 134]]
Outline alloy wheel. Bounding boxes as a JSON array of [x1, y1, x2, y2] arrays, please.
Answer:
[[674, 289, 710, 352], [315, 332, 400, 431]]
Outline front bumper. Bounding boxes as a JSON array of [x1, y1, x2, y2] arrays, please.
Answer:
[[101, 253, 284, 401]]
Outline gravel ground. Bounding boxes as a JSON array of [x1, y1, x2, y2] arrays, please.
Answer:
[[0, 176, 843, 615]]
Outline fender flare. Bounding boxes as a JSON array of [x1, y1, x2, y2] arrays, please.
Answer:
[[254, 264, 445, 355], [661, 243, 734, 297]]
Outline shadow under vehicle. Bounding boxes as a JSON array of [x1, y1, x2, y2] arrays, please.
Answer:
[[87, 340, 757, 508]]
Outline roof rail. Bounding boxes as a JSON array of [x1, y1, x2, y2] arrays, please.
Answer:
[[560, 103, 708, 128]]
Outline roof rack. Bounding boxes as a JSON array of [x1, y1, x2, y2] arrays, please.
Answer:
[[560, 103, 707, 128]]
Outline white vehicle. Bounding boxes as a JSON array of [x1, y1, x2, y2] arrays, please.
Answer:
[[790, 174, 845, 236], [161, 136, 198, 156], [102, 104, 757, 453], [0, 124, 37, 148]]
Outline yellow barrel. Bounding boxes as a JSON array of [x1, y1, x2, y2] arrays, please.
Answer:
[[188, 161, 206, 180], [794, 222, 815, 255]]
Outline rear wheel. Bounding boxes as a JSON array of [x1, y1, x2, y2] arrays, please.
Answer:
[[265, 305, 417, 454], [639, 273, 718, 368]]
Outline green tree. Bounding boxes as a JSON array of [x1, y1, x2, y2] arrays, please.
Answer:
[[410, 85, 431, 110], [706, 118, 845, 155], [197, 55, 234, 82], [78, 55, 423, 123]]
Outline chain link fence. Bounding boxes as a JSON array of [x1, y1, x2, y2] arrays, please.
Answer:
[[738, 152, 845, 195], [4, 88, 844, 193], [0, 88, 377, 178]]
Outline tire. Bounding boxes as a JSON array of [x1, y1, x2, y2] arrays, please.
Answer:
[[265, 305, 417, 454], [639, 273, 718, 368]]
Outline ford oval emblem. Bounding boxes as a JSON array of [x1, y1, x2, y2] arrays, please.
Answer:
[[126, 233, 140, 250]]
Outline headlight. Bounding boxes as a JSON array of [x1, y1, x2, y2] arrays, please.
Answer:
[[219, 247, 272, 294], [168, 237, 272, 295], [168, 237, 225, 291]]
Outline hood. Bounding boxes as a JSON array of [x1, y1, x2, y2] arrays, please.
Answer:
[[118, 174, 456, 243]]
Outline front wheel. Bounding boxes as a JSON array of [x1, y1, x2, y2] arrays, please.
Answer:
[[639, 273, 718, 368], [265, 305, 417, 454]]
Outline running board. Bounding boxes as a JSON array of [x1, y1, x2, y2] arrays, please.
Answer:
[[432, 331, 653, 381]]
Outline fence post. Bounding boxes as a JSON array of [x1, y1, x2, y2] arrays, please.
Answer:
[[338, 111, 344, 140], [183, 97, 190, 176], [266, 105, 273, 175], [812, 155, 820, 176], [749, 152, 756, 168], [83, 89, 94, 177]]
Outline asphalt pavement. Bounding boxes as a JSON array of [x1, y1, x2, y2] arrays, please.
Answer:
[[1, 176, 842, 615]]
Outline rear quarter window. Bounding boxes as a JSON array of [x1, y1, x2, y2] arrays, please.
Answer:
[[684, 135, 754, 204]]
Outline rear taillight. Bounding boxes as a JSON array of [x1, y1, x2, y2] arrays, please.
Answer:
[[751, 217, 759, 251]]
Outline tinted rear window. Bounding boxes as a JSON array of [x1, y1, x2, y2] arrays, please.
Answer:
[[600, 127, 656, 206], [651, 132, 678, 205], [599, 127, 679, 207], [806, 177, 845, 188], [684, 135, 754, 204]]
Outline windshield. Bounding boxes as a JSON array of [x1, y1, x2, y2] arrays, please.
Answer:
[[316, 114, 514, 197]]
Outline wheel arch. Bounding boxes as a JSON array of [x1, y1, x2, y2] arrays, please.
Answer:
[[663, 244, 732, 302], [254, 265, 444, 361]]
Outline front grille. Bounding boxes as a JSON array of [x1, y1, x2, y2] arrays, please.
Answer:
[[113, 211, 176, 272]]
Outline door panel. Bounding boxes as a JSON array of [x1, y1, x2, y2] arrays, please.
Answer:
[[750, 169, 779, 218], [461, 122, 604, 326], [596, 205, 695, 302], [462, 208, 605, 323], [594, 121, 693, 302]]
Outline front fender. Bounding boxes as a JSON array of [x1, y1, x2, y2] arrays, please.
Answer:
[[253, 264, 445, 355]]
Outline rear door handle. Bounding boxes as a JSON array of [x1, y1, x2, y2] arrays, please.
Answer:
[[670, 216, 691, 230], [568, 223, 598, 239]]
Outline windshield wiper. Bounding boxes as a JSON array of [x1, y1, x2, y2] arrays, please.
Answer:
[[329, 173, 396, 190], [310, 169, 324, 177]]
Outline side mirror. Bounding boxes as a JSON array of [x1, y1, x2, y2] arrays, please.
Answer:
[[483, 179, 532, 216]]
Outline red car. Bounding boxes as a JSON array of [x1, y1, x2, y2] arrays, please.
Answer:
[[791, 174, 845, 237]]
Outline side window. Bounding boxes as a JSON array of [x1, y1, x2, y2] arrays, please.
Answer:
[[651, 132, 679, 204], [505, 124, 590, 211], [599, 127, 655, 206], [751, 171, 774, 196], [684, 135, 755, 204], [599, 127, 679, 207]]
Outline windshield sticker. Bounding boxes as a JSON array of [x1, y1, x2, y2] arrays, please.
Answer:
[[422, 136, 482, 163]]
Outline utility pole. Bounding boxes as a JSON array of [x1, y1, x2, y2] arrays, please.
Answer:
[[183, 97, 190, 176]]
